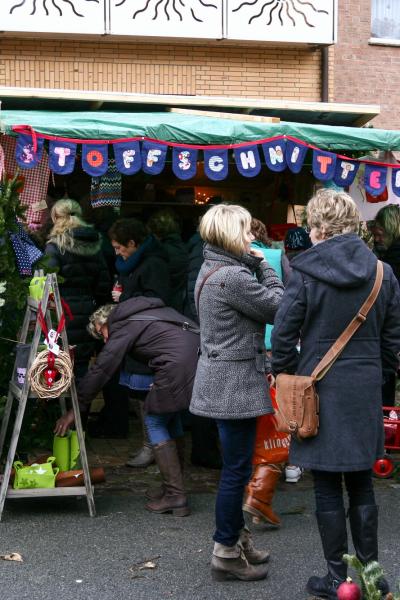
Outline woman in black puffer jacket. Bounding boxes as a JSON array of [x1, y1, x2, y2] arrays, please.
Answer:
[[45, 198, 111, 379]]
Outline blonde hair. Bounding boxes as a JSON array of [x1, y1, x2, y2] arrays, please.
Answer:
[[48, 198, 89, 253], [306, 189, 360, 239], [199, 204, 251, 256], [87, 304, 116, 339]]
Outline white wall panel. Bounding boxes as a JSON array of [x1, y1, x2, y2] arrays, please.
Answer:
[[109, 0, 223, 39], [226, 0, 336, 44], [0, 0, 105, 34]]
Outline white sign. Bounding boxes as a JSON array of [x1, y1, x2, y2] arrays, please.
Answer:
[[0, 0, 105, 34], [227, 0, 336, 44], [110, 0, 223, 39]]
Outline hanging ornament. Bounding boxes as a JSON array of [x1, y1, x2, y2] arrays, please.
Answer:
[[336, 578, 361, 600]]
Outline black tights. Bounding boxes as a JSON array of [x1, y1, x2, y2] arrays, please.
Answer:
[[312, 470, 375, 512]]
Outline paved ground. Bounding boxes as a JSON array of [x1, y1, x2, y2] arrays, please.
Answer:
[[0, 418, 399, 600]]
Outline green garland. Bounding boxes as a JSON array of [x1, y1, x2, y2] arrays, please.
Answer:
[[344, 554, 400, 600], [0, 173, 29, 399]]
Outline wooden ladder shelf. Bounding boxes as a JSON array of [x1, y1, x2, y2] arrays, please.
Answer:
[[0, 273, 95, 520]]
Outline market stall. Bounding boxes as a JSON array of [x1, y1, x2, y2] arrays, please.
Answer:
[[1, 110, 400, 231]]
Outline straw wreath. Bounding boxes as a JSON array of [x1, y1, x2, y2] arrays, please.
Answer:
[[28, 349, 73, 399]]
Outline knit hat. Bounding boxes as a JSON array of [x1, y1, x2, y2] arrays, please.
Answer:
[[285, 227, 312, 252]]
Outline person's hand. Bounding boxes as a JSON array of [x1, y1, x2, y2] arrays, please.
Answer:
[[249, 248, 265, 260], [267, 373, 276, 388], [54, 409, 75, 437], [111, 290, 122, 303]]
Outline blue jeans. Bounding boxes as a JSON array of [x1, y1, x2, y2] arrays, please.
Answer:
[[144, 412, 184, 446], [214, 418, 257, 547]]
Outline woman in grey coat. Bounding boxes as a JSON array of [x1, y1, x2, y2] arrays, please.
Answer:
[[190, 204, 284, 582], [272, 190, 400, 599]]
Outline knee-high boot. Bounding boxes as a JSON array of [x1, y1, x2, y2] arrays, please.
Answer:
[[306, 509, 348, 600], [145, 440, 190, 517], [242, 464, 281, 526], [348, 505, 389, 596], [145, 436, 185, 500]]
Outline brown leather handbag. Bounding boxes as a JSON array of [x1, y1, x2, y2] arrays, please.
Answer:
[[274, 260, 384, 440]]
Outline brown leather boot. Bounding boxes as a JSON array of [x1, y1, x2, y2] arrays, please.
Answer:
[[211, 542, 269, 581], [145, 436, 185, 500], [242, 464, 281, 526], [239, 526, 270, 564], [145, 440, 190, 517]]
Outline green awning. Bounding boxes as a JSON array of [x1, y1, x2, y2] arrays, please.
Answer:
[[1, 110, 400, 151]]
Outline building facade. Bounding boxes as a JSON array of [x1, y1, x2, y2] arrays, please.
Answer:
[[333, 0, 400, 129], [0, 1, 336, 110]]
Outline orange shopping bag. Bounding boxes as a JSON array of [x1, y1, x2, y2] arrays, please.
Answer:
[[252, 387, 290, 465]]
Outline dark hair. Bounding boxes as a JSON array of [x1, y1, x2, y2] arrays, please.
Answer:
[[108, 218, 148, 246], [250, 218, 271, 247]]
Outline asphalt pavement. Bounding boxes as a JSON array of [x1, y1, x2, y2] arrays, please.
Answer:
[[0, 474, 399, 600]]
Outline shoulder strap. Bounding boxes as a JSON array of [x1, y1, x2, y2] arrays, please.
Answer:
[[128, 315, 199, 334], [311, 260, 383, 381], [195, 266, 224, 313]]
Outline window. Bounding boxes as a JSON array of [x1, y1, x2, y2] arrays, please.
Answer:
[[371, 0, 400, 41]]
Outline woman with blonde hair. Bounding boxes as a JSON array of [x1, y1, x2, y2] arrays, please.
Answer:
[[272, 189, 400, 598], [190, 204, 284, 582], [45, 198, 110, 380]]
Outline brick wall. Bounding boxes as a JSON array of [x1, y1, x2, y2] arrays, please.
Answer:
[[333, 1, 400, 129], [0, 38, 322, 101]]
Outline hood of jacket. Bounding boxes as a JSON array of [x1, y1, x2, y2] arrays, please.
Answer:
[[108, 296, 165, 328], [203, 243, 263, 271], [48, 227, 102, 257], [291, 233, 377, 289]]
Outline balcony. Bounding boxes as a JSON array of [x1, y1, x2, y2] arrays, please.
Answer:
[[0, 0, 336, 45]]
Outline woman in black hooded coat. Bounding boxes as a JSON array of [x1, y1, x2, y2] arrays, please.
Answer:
[[272, 190, 400, 599]]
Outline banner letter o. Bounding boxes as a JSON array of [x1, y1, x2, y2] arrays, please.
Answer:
[[87, 150, 104, 167]]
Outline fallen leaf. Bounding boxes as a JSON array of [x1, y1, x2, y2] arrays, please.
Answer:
[[129, 555, 160, 578], [0, 553, 23, 562], [139, 561, 156, 570]]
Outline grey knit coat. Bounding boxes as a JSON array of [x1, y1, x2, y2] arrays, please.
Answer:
[[272, 233, 400, 472], [190, 244, 285, 420]]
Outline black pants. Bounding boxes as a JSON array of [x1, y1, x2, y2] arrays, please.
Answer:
[[312, 470, 376, 512]]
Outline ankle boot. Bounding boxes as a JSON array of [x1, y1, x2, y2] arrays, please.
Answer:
[[306, 509, 348, 600], [126, 443, 155, 468], [146, 436, 185, 500], [211, 542, 269, 582], [239, 526, 270, 565], [242, 464, 281, 526], [145, 440, 190, 517], [349, 505, 389, 596]]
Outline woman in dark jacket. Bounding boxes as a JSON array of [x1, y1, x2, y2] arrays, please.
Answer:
[[99, 217, 172, 448], [45, 198, 111, 379], [373, 204, 400, 407], [54, 296, 199, 516], [272, 190, 400, 599], [109, 218, 171, 305], [190, 204, 284, 582], [373, 204, 400, 284]]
